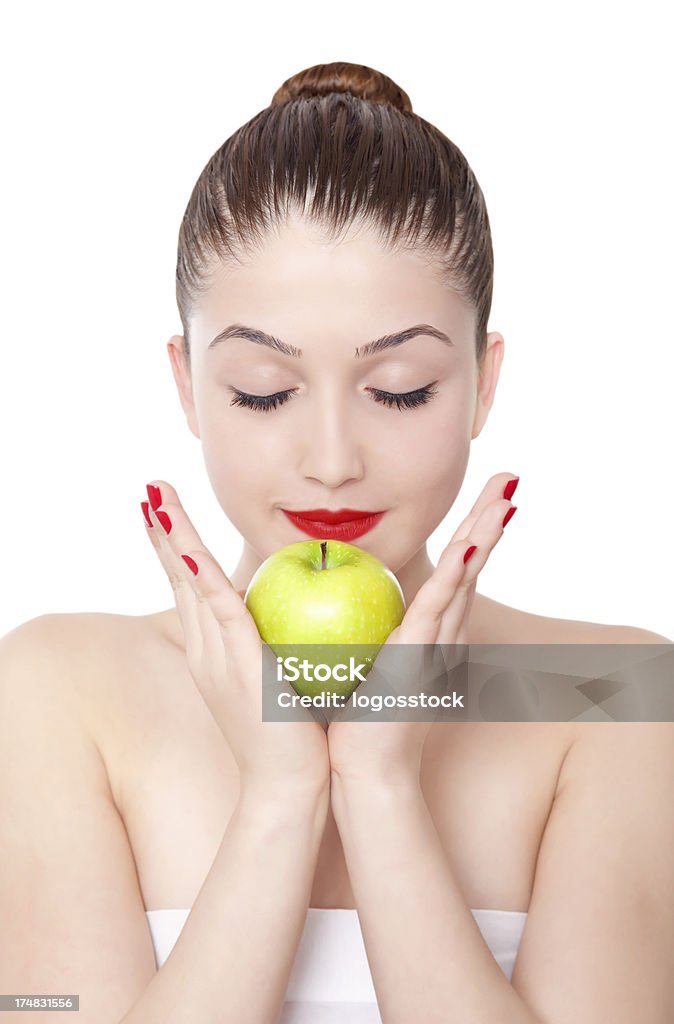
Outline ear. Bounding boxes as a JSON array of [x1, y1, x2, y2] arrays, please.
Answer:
[[166, 335, 200, 439], [471, 332, 505, 440]]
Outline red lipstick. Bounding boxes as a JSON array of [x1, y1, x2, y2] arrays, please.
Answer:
[[280, 508, 386, 541]]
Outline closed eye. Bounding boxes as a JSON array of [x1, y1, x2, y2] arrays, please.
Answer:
[[228, 381, 440, 413], [366, 381, 440, 410]]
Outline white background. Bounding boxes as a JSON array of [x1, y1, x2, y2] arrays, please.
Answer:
[[2, 0, 672, 638]]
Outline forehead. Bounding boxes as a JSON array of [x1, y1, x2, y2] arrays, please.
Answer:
[[192, 215, 475, 346]]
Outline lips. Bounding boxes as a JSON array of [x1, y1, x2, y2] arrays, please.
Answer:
[[287, 508, 381, 524], [281, 508, 386, 541]]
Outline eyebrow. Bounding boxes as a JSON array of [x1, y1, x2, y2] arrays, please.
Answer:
[[207, 322, 454, 359]]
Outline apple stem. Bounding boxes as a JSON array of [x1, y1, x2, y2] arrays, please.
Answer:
[[320, 541, 327, 570]]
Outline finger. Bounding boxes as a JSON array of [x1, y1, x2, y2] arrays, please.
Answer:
[[455, 581, 477, 645], [437, 578, 474, 645], [436, 498, 514, 643], [451, 472, 519, 543], [145, 479, 254, 641], [141, 487, 203, 642], [144, 501, 253, 662], [397, 537, 480, 643], [141, 488, 205, 676], [145, 483, 250, 682], [403, 497, 513, 644]]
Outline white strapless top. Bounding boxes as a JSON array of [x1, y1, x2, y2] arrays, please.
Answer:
[[145, 905, 527, 1023]]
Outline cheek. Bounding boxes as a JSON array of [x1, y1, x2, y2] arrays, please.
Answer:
[[394, 435, 469, 509], [387, 396, 472, 525], [198, 411, 265, 502], [384, 393, 471, 470], [199, 397, 264, 464]]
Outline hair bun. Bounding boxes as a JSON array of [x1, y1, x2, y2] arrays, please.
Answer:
[[271, 61, 412, 112]]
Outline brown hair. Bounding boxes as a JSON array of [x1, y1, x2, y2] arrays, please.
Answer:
[[176, 61, 494, 367]]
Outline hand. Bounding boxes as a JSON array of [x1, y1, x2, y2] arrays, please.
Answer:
[[141, 480, 330, 796], [327, 472, 519, 784]]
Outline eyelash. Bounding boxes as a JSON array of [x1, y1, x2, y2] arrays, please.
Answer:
[[228, 381, 440, 414]]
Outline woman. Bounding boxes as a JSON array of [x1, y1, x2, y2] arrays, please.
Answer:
[[2, 61, 672, 1024]]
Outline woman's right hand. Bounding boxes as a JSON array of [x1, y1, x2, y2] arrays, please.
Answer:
[[141, 480, 330, 797]]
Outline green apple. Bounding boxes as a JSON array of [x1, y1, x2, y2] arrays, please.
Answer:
[[244, 539, 406, 698]]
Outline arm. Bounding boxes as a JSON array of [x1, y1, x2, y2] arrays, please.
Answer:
[[0, 616, 329, 1024], [331, 723, 674, 1024], [121, 783, 329, 1024], [330, 769, 540, 1024]]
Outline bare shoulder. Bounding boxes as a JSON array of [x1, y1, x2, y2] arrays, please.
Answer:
[[1, 609, 143, 657], [0, 610, 163, 755], [560, 719, 674, 782], [1, 609, 145, 695], [473, 591, 673, 644], [472, 593, 673, 765], [508, 599, 674, 797]]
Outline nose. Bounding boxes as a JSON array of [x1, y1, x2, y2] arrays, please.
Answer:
[[299, 386, 365, 488]]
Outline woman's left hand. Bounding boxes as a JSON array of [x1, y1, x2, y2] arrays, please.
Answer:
[[326, 472, 519, 784]]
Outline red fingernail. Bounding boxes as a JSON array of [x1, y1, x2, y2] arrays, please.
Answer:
[[181, 554, 198, 575], [140, 501, 153, 528], [502, 506, 517, 528], [155, 510, 172, 534], [503, 477, 519, 501], [463, 544, 478, 564], [146, 483, 162, 511]]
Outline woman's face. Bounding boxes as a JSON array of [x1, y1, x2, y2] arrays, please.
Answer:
[[169, 214, 503, 579]]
